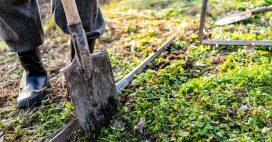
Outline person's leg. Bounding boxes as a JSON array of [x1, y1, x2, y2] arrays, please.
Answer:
[[52, 0, 105, 60], [0, 0, 44, 52], [0, 0, 48, 107]]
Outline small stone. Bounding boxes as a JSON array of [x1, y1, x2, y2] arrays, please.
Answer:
[[133, 117, 146, 134], [238, 104, 249, 112]]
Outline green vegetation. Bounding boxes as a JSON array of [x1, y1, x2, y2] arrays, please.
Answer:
[[0, 0, 271, 141]]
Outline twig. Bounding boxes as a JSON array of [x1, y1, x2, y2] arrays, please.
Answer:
[[3, 64, 17, 76], [145, 97, 161, 101]]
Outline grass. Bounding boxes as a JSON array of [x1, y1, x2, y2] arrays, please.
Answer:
[[0, 0, 272, 141]]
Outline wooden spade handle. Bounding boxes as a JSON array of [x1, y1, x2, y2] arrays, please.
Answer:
[[251, 5, 272, 14], [61, 0, 81, 25], [60, 0, 91, 68]]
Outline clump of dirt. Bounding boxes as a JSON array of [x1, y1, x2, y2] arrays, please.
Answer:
[[182, 59, 194, 69], [209, 54, 225, 65]]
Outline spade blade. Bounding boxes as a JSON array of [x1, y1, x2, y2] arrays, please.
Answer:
[[215, 11, 252, 26], [61, 50, 118, 137]]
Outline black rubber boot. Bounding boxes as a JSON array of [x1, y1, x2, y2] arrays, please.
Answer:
[[17, 48, 49, 108], [70, 39, 96, 61]]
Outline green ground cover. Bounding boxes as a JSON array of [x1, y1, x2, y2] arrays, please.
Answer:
[[0, 0, 271, 141]]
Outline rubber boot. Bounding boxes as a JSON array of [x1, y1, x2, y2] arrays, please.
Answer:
[[70, 39, 96, 61], [17, 47, 49, 108]]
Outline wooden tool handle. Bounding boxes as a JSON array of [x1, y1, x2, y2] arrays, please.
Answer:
[[116, 35, 176, 92], [61, 0, 81, 25], [199, 0, 208, 41], [251, 5, 272, 14]]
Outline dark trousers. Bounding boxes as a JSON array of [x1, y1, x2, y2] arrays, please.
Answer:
[[0, 0, 105, 53]]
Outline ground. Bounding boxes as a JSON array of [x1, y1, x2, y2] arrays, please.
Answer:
[[0, 0, 272, 141]]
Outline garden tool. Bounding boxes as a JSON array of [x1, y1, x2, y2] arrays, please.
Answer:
[[50, 35, 177, 142], [215, 5, 272, 26], [60, 0, 118, 137]]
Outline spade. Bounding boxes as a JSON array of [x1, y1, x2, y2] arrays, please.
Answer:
[[60, 0, 118, 137], [215, 5, 272, 26]]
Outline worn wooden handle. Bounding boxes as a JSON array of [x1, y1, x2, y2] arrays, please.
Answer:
[[61, 0, 81, 25], [251, 5, 272, 14]]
